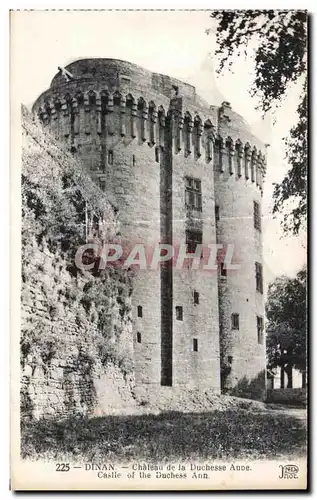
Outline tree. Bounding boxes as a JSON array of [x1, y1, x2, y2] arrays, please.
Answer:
[[266, 268, 307, 388], [208, 10, 307, 235]]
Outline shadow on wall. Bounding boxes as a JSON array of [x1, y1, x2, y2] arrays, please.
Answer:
[[228, 370, 266, 402]]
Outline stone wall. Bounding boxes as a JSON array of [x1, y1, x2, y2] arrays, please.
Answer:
[[21, 239, 136, 420], [21, 108, 136, 420]]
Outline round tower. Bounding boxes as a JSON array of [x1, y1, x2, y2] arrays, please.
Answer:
[[32, 58, 266, 398], [214, 101, 266, 392]]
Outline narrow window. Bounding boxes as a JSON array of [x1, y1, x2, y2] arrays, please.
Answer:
[[176, 306, 183, 321], [231, 313, 240, 330], [186, 229, 202, 254], [137, 331, 141, 344], [132, 154, 136, 166], [215, 205, 220, 222], [137, 305, 143, 318], [253, 201, 261, 231], [155, 146, 160, 163], [220, 263, 227, 277], [257, 316, 264, 344], [185, 177, 202, 211], [193, 291, 199, 305], [228, 355, 233, 364], [255, 262, 263, 293], [108, 150, 113, 165], [193, 338, 198, 352]]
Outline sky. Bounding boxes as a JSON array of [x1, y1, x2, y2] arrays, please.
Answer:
[[11, 10, 307, 286]]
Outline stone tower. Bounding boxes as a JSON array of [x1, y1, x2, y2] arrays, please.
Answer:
[[32, 58, 266, 396]]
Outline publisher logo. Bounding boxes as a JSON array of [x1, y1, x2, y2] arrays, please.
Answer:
[[279, 465, 299, 479]]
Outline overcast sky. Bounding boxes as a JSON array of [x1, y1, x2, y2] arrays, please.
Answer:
[[11, 10, 306, 285]]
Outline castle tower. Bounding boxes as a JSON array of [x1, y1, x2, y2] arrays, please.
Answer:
[[215, 101, 266, 390], [32, 58, 266, 397]]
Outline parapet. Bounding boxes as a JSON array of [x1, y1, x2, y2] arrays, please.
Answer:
[[32, 58, 267, 191]]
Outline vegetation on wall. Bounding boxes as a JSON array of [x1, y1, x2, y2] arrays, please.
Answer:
[[21, 106, 134, 418]]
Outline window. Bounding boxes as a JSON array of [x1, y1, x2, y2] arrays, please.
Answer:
[[155, 146, 160, 163], [137, 332, 141, 343], [108, 150, 113, 165], [257, 316, 264, 344], [185, 177, 202, 211], [137, 305, 143, 318], [132, 154, 136, 166], [231, 313, 240, 330], [176, 306, 183, 321], [193, 291, 199, 305], [254, 201, 261, 231], [99, 179, 106, 191], [193, 338, 198, 352], [255, 262, 263, 293], [186, 230, 202, 253], [215, 205, 220, 222], [220, 263, 227, 277], [228, 355, 233, 364]]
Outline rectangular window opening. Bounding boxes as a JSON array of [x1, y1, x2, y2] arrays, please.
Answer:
[[108, 150, 114, 165], [254, 201, 261, 231], [185, 176, 202, 211], [257, 316, 264, 345], [193, 338, 198, 352], [155, 146, 160, 163], [255, 262, 263, 293], [193, 291, 199, 305], [231, 313, 240, 330], [186, 229, 202, 254], [220, 263, 227, 277], [176, 306, 183, 321], [137, 305, 143, 318], [137, 331, 141, 344], [215, 205, 220, 222], [132, 154, 136, 166]]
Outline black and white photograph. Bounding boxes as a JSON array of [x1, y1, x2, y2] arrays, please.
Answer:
[[10, 9, 307, 490]]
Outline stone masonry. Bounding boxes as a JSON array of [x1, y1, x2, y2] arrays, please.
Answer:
[[32, 58, 267, 395]]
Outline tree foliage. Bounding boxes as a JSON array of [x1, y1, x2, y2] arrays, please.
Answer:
[[266, 267, 307, 383], [208, 10, 307, 235]]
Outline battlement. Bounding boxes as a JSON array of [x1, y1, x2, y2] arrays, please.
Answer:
[[33, 64, 266, 192]]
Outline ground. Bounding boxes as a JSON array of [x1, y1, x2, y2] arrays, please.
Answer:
[[21, 397, 307, 463]]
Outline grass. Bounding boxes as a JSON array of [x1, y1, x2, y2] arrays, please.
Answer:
[[21, 407, 306, 463]]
